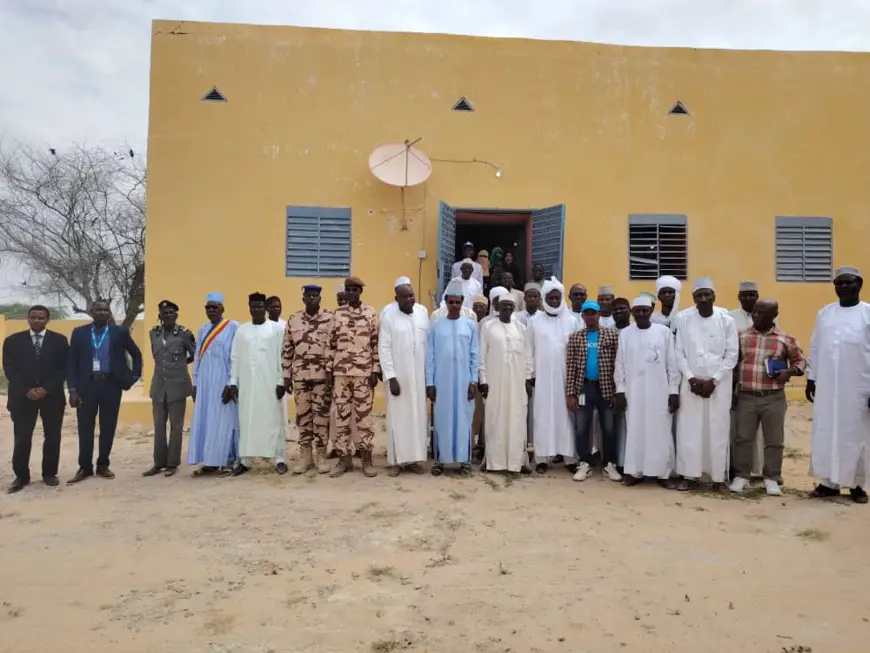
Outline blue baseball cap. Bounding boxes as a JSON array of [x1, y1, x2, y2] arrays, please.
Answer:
[[580, 300, 601, 313]]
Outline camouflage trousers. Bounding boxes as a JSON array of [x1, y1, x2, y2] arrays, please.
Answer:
[[292, 379, 331, 449], [332, 375, 374, 455]]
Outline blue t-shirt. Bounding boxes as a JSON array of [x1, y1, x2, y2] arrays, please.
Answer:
[[585, 330, 599, 381]]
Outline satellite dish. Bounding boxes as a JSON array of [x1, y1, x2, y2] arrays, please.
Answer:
[[369, 140, 432, 187]]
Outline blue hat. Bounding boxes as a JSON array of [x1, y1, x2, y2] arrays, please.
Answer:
[[580, 300, 600, 312], [206, 292, 224, 303], [302, 284, 322, 293]]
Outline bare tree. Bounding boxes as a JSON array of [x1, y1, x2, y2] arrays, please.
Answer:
[[0, 142, 145, 327]]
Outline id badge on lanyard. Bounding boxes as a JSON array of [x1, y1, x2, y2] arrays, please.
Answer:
[[93, 357, 101, 372], [91, 326, 108, 372]]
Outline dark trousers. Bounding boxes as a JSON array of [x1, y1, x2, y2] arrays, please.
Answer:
[[152, 397, 187, 469], [574, 380, 617, 465], [76, 379, 123, 471], [11, 396, 65, 482], [734, 390, 787, 482]]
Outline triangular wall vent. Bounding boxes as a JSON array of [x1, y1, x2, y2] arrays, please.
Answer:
[[452, 96, 474, 112], [202, 86, 228, 102], [668, 101, 689, 115]]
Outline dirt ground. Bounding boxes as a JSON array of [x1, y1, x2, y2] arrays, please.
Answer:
[[1, 403, 869, 653]]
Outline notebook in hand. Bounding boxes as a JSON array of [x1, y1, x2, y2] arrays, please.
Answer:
[[766, 357, 788, 378]]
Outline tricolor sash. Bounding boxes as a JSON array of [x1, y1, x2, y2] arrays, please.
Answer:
[[200, 319, 230, 357]]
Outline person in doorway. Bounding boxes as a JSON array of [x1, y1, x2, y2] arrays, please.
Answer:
[[430, 284, 477, 324], [525, 263, 546, 292], [143, 300, 196, 478], [426, 279, 479, 477], [229, 292, 287, 476], [454, 260, 484, 309], [652, 276, 682, 333], [806, 266, 870, 503], [674, 279, 738, 491], [479, 295, 529, 473], [611, 297, 631, 330], [327, 276, 381, 477], [472, 295, 489, 323], [477, 250, 491, 293], [380, 280, 429, 477], [613, 296, 680, 487], [515, 286, 541, 327], [566, 301, 621, 482], [597, 285, 617, 328], [525, 277, 579, 473], [188, 293, 239, 478], [491, 271, 524, 313], [67, 299, 143, 484], [728, 280, 767, 479], [500, 250, 524, 287], [4, 305, 69, 493], [451, 242, 484, 285], [267, 296, 285, 328], [730, 299, 805, 496], [283, 285, 334, 475], [471, 294, 489, 463]]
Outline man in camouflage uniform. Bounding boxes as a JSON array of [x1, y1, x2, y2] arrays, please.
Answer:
[[283, 284, 334, 475], [144, 300, 196, 477], [327, 275, 381, 477]]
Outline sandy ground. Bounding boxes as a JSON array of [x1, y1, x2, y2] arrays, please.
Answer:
[[1, 403, 870, 653]]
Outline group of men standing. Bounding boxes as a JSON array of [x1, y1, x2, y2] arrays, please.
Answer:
[[5, 263, 870, 505]]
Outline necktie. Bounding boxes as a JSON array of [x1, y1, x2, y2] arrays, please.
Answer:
[[33, 334, 42, 358]]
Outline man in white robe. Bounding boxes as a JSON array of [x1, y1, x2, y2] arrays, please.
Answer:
[[379, 278, 429, 476], [807, 265, 870, 504], [675, 278, 738, 490], [525, 277, 579, 472], [451, 242, 484, 285], [728, 280, 766, 478], [479, 295, 529, 473], [229, 292, 287, 475], [652, 276, 682, 333], [452, 260, 483, 310], [613, 296, 680, 487]]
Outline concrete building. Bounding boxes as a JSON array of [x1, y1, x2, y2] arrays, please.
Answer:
[[146, 19, 870, 396]]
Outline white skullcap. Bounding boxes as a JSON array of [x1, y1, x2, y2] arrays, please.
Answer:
[[394, 276, 412, 288], [692, 277, 714, 292], [835, 265, 861, 279], [656, 276, 682, 292], [489, 286, 508, 301], [632, 296, 653, 308], [461, 258, 474, 265], [541, 276, 564, 297], [598, 285, 615, 296], [499, 295, 516, 305], [738, 280, 759, 292], [444, 278, 465, 298]]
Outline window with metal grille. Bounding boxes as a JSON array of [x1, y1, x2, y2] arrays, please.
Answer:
[[285, 206, 351, 278], [628, 214, 688, 280], [774, 216, 832, 282]]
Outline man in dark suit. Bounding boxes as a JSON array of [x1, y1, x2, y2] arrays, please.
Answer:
[[3, 305, 69, 493], [66, 299, 143, 484]]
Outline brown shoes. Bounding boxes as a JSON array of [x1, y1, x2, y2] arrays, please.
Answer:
[[330, 455, 354, 478], [361, 451, 377, 478], [291, 446, 314, 475], [314, 446, 331, 474]]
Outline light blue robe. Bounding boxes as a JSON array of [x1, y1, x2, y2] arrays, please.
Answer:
[[187, 320, 240, 466], [425, 316, 479, 464]]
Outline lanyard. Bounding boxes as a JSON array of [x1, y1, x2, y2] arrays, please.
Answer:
[[91, 325, 108, 352]]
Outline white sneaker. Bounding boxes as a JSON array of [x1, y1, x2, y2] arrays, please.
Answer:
[[573, 462, 590, 482], [764, 478, 783, 496], [604, 462, 622, 482], [729, 477, 749, 493]]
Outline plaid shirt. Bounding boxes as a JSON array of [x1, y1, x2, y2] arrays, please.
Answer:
[[566, 326, 619, 399], [737, 326, 806, 392]]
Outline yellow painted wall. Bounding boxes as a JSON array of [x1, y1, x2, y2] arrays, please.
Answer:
[[147, 20, 870, 393]]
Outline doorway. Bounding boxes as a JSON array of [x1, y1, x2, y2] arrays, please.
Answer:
[[455, 211, 530, 288]]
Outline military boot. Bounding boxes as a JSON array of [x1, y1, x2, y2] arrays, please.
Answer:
[[291, 446, 314, 475], [361, 451, 378, 478], [330, 454, 354, 478], [314, 446, 331, 474]]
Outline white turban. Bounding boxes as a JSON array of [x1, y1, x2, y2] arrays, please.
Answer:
[[655, 275, 681, 316], [692, 277, 714, 292], [632, 296, 653, 308], [394, 276, 412, 288], [541, 276, 568, 316], [489, 286, 508, 302], [499, 294, 516, 305]]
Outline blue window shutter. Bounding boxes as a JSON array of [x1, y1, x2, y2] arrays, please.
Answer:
[[437, 201, 457, 297], [286, 206, 351, 278], [628, 214, 688, 280], [531, 204, 566, 280]]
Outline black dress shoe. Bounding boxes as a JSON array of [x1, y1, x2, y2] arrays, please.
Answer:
[[67, 468, 94, 484], [275, 462, 288, 475], [850, 486, 868, 504], [809, 483, 841, 498], [7, 478, 29, 493], [95, 467, 115, 479], [142, 467, 162, 477], [42, 476, 59, 487], [164, 467, 177, 477], [231, 464, 249, 477]]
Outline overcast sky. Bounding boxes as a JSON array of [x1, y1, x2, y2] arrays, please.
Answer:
[[0, 0, 869, 303]]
